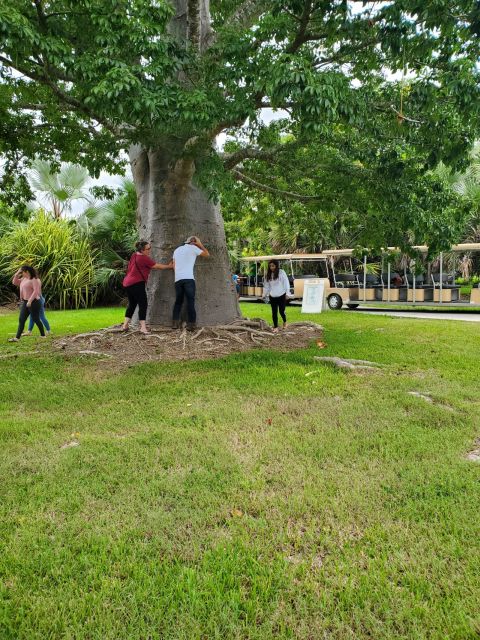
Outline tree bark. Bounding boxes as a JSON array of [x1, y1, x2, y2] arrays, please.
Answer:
[[129, 145, 241, 326]]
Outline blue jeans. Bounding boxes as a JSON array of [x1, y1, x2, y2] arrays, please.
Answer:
[[173, 279, 196, 323], [28, 296, 50, 332]]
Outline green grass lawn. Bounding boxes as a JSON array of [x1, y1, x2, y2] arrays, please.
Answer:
[[1, 304, 479, 639]]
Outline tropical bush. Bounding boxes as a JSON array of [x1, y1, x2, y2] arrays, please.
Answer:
[[0, 210, 96, 308], [75, 179, 137, 303], [0, 177, 139, 308]]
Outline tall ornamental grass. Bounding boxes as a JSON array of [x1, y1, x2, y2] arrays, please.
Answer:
[[0, 210, 96, 309]]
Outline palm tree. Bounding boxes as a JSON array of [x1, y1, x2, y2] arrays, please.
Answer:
[[28, 159, 92, 218]]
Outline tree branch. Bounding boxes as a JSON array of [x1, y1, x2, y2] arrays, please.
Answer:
[[226, 0, 270, 30], [389, 105, 425, 125], [0, 54, 44, 82], [41, 77, 119, 133], [201, 114, 251, 143], [222, 146, 285, 170], [187, 0, 200, 49], [232, 169, 323, 202], [286, 1, 314, 54], [0, 54, 119, 135], [312, 36, 379, 69], [33, 0, 48, 33], [257, 101, 294, 109], [208, 0, 270, 47]]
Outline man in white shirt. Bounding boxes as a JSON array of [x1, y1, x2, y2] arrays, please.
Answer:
[[172, 236, 209, 330]]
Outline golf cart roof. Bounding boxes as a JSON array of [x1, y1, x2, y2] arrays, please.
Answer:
[[241, 243, 480, 262], [240, 253, 329, 262]]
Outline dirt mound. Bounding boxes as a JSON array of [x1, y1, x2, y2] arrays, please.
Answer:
[[0, 302, 19, 314], [53, 319, 324, 366]]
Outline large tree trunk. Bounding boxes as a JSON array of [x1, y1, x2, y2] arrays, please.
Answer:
[[130, 146, 241, 326]]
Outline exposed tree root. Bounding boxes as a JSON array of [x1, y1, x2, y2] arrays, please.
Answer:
[[288, 321, 323, 329], [71, 332, 104, 341], [78, 350, 113, 358], [0, 350, 40, 360], [314, 356, 383, 371], [52, 319, 324, 366]]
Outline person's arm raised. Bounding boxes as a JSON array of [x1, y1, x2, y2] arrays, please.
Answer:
[[12, 269, 22, 286], [193, 238, 209, 257]]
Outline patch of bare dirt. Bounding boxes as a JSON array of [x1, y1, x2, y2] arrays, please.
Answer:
[[466, 438, 480, 462], [52, 319, 323, 367], [0, 302, 18, 315]]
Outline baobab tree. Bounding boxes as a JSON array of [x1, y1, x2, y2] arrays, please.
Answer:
[[1, 1, 479, 324]]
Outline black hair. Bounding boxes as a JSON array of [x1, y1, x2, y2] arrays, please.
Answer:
[[266, 259, 280, 281], [135, 240, 150, 252], [19, 265, 38, 279]]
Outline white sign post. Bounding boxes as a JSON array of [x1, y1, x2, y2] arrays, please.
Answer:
[[301, 279, 326, 313]]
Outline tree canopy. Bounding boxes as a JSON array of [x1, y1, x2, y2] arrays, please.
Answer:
[[1, 0, 480, 250]]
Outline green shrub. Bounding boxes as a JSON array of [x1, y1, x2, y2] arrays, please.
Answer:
[[0, 210, 96, 309], [456, 274, 480, 287]]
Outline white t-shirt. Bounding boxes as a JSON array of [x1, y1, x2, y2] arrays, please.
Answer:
[[173, 244, 203, 282]]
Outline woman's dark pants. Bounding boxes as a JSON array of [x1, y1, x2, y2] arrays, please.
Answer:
[[125, 282, 148, 321], [16, 300, 45, 339], [269, 294, 287, 328]]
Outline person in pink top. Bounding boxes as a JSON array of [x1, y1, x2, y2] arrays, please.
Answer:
[[9, 265, 46, 342], [122, 241, 173, 334]]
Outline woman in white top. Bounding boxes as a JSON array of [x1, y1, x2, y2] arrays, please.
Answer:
[[263, 260, 290, 332]]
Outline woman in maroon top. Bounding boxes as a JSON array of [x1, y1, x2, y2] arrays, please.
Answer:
[[122, 241, 173, 334]]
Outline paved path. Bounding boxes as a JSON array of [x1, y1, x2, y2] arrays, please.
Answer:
[[354, 307, 480, 322]]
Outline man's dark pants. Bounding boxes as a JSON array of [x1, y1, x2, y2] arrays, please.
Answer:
[[173, 279, 196, 323]]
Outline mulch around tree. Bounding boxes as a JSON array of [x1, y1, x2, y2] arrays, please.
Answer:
[[52, 319, 324, 367]]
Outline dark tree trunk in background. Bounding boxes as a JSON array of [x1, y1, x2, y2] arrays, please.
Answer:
[[130, 145, 241, 326]]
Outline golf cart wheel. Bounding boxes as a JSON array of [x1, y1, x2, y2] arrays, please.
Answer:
[[328, 293, 343, 309], [347, 304, 359, 310]]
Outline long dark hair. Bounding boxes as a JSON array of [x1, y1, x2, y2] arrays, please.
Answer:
[[20, 265, 38, 279], [266, 260, 280, 281], [135, 240, 150, 253]]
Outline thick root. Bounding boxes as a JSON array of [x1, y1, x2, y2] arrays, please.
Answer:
[[52, 319, 324, 366]]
